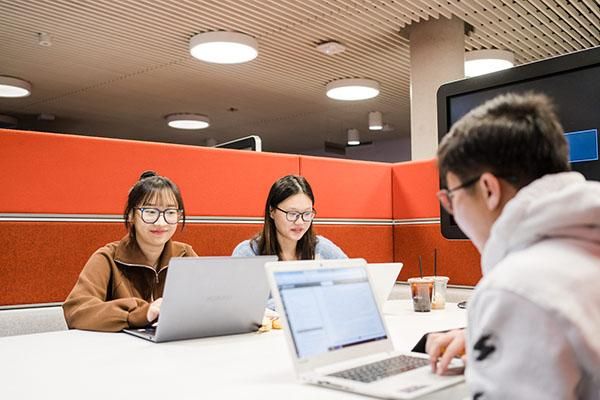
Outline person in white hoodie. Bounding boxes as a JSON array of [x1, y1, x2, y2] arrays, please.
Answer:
[[425, 92, 600, 399]]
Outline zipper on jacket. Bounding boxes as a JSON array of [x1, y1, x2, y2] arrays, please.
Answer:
[[116, 248, 185, 302], [152, 265, 170, 300], [152, 272, 158, 302], [116, 260, 161, 301]]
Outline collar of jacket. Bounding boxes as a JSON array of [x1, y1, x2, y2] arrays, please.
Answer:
[[113, 235, 182, 269]]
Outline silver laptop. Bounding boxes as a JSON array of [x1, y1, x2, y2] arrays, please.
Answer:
[[124, 255, 276, 343], [265, 258, 464, 399], [366, 262, 403, 306]]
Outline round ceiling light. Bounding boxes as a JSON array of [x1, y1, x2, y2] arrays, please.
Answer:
[[465, 49, 514, 78], [189, 31, 258, 64], [326, 78, 380, 101], [165, 114, 210, 130], [0, 76, 32, 98]]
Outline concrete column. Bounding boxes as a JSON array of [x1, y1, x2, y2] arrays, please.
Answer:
[[409, 17, 465, 160]]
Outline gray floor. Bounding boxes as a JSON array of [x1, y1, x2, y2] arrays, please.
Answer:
[[390, 283, 473, 304]]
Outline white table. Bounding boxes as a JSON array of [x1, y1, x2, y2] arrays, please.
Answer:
[[0, 300, 468, 400]]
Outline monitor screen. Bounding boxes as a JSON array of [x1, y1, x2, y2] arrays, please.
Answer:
[[214, 135, 262, 151], [437, 46, 600, 239], [274, 267, 387, 359]]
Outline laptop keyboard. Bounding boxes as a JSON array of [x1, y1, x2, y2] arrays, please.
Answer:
[[328, 355, 429, 383]]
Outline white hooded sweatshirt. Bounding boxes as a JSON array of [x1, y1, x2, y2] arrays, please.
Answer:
[[466, 172, 600, 399]]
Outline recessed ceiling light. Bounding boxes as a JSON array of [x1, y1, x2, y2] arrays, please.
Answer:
[[316, 41, 346, 56], [347, 128, 360, 145], [189, 31, 258, 64], [165, 113, 210, 130], [0, 76, 32, 98], [465, 49, 514, 78], [326, 78, 380, 101]]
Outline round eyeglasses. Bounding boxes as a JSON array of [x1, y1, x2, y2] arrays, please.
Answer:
[[136, 207, 182, 224], [436, 175, 481, 215], [275, 206, 316, 222]]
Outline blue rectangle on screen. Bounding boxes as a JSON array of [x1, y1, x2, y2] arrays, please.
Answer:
[[564, 129, 598, 163]]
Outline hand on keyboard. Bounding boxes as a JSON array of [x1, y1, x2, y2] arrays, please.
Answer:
[[426, 329, 467, 375]]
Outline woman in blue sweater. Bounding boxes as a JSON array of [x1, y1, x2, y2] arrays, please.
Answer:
[[232, 175, 346, 260]]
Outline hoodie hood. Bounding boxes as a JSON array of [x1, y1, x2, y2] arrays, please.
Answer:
[[482, 172, 600, 274]]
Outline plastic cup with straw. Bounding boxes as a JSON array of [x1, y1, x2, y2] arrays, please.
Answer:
[[409, 255, 433, 312], [430, 248, 449, 309]]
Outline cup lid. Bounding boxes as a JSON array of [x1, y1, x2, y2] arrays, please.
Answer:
[[407, 277, 434, 283], [423, 275, 449, 282]]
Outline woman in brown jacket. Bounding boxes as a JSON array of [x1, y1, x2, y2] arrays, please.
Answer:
[[62, 171, 197, 332]]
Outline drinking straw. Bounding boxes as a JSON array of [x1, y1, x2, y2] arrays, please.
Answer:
[[434, 248, 438, 277], [418, 256, 423, 278]]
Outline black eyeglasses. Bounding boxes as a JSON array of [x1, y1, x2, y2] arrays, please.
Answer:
[[436, 175, 481, 215], [136, 207, 182, 224], [275, 207, 316, 222]]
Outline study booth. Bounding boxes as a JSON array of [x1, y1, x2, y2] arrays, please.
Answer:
[[2, 46, 599, 399], [0, 128, 476, 399]]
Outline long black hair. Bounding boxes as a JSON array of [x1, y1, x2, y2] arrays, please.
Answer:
[[255, 175, 317, 260]]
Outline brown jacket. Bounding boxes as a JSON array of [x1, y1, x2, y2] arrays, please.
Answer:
[[62, 236, 197, 332]]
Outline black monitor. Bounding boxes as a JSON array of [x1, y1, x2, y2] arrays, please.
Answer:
[[214, 135, 262, 151], [437, 46, 600, 239]]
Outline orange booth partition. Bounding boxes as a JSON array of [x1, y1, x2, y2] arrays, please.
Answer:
[[391, 161, 480, 284], [0, 129, 480, 306]]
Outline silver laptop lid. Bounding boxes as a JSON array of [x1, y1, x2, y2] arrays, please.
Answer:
[[154, 255, 277, 342], [366, 263, 403, 306], [266, 259, 394, 375]]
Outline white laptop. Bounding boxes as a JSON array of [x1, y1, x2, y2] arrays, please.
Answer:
[[367, 262, 403, 306], [265, 258, 464, 399], [124, 255, 277, 343]]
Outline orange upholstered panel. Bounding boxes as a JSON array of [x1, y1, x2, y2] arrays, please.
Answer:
[[394, 224, 481, 286], [180, 224, 394, 263], [1, 222, 126, 305], [0, 222, 392, 306], [0, 129, 298, 216], [392, 159, 440, 219], [0, 222, 263, 305], [299, 156, 392, 219], [315, 225, 394, 263], [1, 128, 479, 308], [175, 224, 260, 257]]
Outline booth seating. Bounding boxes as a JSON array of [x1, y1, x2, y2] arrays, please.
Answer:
[[0, 305, 67, 337], [0, 129, 479, 307]]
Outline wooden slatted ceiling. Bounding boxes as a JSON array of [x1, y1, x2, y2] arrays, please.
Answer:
[[0, 0, 598, 153]]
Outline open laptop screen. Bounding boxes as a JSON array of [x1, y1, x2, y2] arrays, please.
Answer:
[[274, 266, 387, 359]]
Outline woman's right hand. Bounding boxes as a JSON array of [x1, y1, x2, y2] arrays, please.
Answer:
[[146, 297, 163, 323]]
